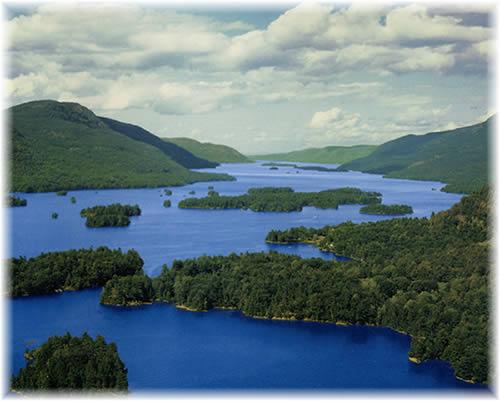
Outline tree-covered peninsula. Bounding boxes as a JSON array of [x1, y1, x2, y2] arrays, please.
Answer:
[[359, 204, 413, 215], [12, 333, 128, 392], [178, 187, 381, 212], [80, 204, 141, 227], [108, 187, 488, 384], [10, 247, 144, 296], [101, 274, 154, 306], [8, 196, 27, 207]]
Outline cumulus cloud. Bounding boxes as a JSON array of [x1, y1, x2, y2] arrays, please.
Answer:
[[4, 1, 492, 152]]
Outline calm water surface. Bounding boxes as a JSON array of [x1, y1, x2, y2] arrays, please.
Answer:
[[9, 162, 486, 391]]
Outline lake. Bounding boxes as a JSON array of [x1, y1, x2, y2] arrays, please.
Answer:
[[9, 161, 486, 391]]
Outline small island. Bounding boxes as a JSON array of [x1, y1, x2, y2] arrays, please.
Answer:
[[11, 333, 128, 392], [8, 196, 27, 207], [56, 190, 67, 196], [51, 212, 58, 219], [10, 247, 144, 296], [359, 204, 413, 215], [80, 203, 141, 227], [70, 196, 76, 204], [262, 162, 339, 172], [163, 200, 171, 208], [101, 274, 154, 306], [178, 187, 381, 212], [164, 189, 173, 196]]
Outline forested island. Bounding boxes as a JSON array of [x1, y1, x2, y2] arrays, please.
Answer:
[[8, 196, 27, 207], [178, 187, 381, 212], [56, 191, 67, 196], [359, 204, 413, 215], [12, 333, 128, 391], [80, 204, 141, 227], [10, 247, 144, 296], [262, 162, 340, 172]]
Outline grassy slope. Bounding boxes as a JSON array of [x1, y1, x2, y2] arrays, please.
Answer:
[[99, 117, 217, 169], [252, 145, 377, 164], [341, 118, 491, 193], [11, 100, 231, 192], [166, 137, 251, 163]]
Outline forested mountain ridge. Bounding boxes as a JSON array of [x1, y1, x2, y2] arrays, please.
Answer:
[[166, 137, 251, 164], [252, 144, 377, 164], [341, 117, 491, 193], [99, 117, 217, 168], [10, 100, 232, 192]]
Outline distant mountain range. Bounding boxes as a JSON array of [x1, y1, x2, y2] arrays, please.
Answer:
[[252, 145, 377, 165], [166, 137, 250, 164], [10, 100, 490, 194], [341, 118, 491, 193], [10, 100, 236, 192]]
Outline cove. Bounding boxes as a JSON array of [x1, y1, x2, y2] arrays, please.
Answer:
[[9, 161, 487, 391]]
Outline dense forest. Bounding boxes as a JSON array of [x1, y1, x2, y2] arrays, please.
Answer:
[[359, 204, 413, 215], [12, 333, 128, 391], [10, 247, 144, 296], [8, 196, 27, 207], [106, 188, 489, 384], [80, 204, 141, 227], [253, 144, 377, 164], [178, 187, 381, 212], [10, 100, 233, 192], [341, 117, 490, 194], [101, 274, 154, 306]]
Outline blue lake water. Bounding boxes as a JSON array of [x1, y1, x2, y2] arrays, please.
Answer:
[[9, 161, 486, 391]]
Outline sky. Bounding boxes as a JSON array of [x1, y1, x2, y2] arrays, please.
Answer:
[[4, 1, 496, 154]]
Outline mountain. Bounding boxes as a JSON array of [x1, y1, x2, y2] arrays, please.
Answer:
[[252, 145, 377, 164], [341, 118, 491, 193], [10, 100, 232, 192], [165, 137, 251, 164], [99, 117, 217, 169]]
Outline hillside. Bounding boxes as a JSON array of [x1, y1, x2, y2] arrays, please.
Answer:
[[99, 117, 217, 169], [166, 137, 251, 163], [10, 100, 232, 192], [252, 145, 377, 164], [341, 118, 491, 193]]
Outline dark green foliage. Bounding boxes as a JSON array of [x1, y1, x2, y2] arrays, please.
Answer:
[[10, 100, 233, 192], [70, 196, 76, 204], [179, 187, 381, 212], [163, 200, 171, 208], [189, 190, 196, 195], [11, 333, 128, 391], [253, 145, 377, 164], [56, 191, 67, 196], [10, 247, 144, 296], [360, 204, 413, 215], [99, 117, 217, 168], [9, 195, 27, 207], [80, 204, 141, 227], [262, 162, 339, 172], [166, 137, 251, 163], [51, 212, 58, 219], [264, 187, 490, 383], [101, 274, 154, 306], [341, 118, 491, 194], [164, 189, 173, 196]]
